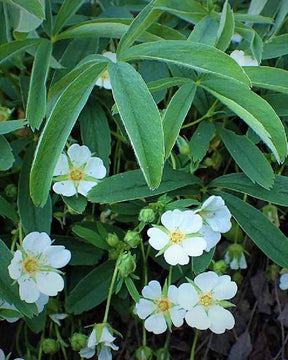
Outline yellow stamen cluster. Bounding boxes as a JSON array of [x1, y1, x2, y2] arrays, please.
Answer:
[[199, 293, 214, 308], [23, 258, 39, 275], [157, 299, 170, 313], [69, 168, 84, 182], [169, 229, 185, 244]]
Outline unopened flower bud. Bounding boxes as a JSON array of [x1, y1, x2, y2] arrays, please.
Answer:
[[42, 338, 60, 354], [225, 244, 247, 270], [156, 348, 171, 360], [262, 204, 280, 227], [124, 230, 141, 248], [232, 271, 243, 285], [177, 136, 190, 155], [213, 260, 227, 275], [139, 208, 155, 224], [106, 233, 120, 247], [5, 184, 17, 199], [70, 333, 87, 351], [135, 346, 153, 360], [117, 252, 136, 279], [267, 264, 279, 283], [0, 106, 12, 122]]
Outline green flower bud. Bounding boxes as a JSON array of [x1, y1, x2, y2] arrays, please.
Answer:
[[262, 205, 279, 227], [0, 106, 12, 122], [70, 333, 87, 351], [41, 338, 60, 354], [124, 230, 141, 248], [135, 346, 153, 360], [117, 252, 136, 279], [5, 184, 17, 199], [156, 348, 171, 360], [232, 271, 243, 285], [177, 135, 190, 155], [106, 233, 120, 247], [266, 264, 279, 283], [138, 208, 155, 224], [213, 260, 228, 275]]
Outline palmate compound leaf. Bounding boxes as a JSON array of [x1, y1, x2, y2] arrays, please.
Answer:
[[108, 61, 164, 190], [200, 74, 288, 163], [30, 56, 109, 207]]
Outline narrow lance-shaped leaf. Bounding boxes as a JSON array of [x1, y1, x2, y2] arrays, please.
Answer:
[[30, 57, 108, 207], [11, 0, 45, 19], [0, 120, 27, 135], [216, 0, 234, 51], [262, 34, 288, 59], [200, 75, 288, 163], [0, 195, 18, 223], [108, 61, 164, 190], [119, 40, 250, 86], [163, 83, 196, 159], [0, 135, 14, 171], [188, 16, 219, 46], [53, 0, 86, 35], [213, 191, 288, 268], [189, 120, 214, 163], [0, 39, 40, 63], [26, 40, 52, 130], [216, 125, 275, 189]]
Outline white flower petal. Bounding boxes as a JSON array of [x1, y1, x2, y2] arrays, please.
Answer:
[[208, 305, 235, 334], [201, 196, 224, 211], [212, 275, 237, 300], [96, 77, 104, 88], [280, 273, 288, 290], [200, 225, 221, 252], [168, 285, 178, 304], [8, 250, 23, 280], [53, 154, 69, 176], [185, 305, 210, 330], [103, 78, 112, 90], [205, 206, 231, 233], [84, 157, 106, 179], [68, 144, 91, 167], [182, 237, 206, 256], [147, 228, 169, 250], [164, 244, 189, 266], [100, 327, 116, 344], [36, 272, 64, 296], [36, 293, 49, 313], [230, 257, 239, 270], [23, 232, 51, 254], [239, 254, 247, 269], [79, 347, 95, 359], [194, 271, 219, 293], [142, 280, 162, 300], [99, 346, 112, 360], [170, 305, 186, 327], [43, 246, 71, 268], [144, 313, 167, 334], [135, 299, 157, 319], [78, 180, 97, 197], [161, 209, 183, 231], [53, 180, 76, 197], [0, 350, 5, 360], [179, 211, 203, 234], [88, 329, 97, 347], [103, 51, 117, 63], [178, 283, 199, 310], [18, 275, 40, 303]]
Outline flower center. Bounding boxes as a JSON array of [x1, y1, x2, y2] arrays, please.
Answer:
[[199, 293, 214, 308], [169, 229, 185, 244], [157, 299, 170, 312], [69, 168, 84, 182], [101, 70, 109, 80], [23, 258, 39, 275]]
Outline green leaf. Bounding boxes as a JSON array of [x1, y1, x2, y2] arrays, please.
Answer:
[[80, 103, 111, 170], [214, 191, 288, 268], [209, 173, 288, 207], [0, 135, 14, 170], [72, 224, 109, 250], [216, 0, 234, 51], [188, 16, 218, 46], [62, 195, 87, 215], [120, 40, 250, 86], [66, 261, 115, 314], [108, 61, 164, 189], [0, 120, 27, 134], [264, 93, 288, 117], [0, 195, 18, 223], [30, 57, 108, 207], [244, 66, 288, 94], [189, 120, 214, 163], [11, 0, 45, 19], [216, 125, 274, 189], [192, 248, 215, 274], [148, 77, 192, 92], [263, 34, 288, 59], [0, 39, 40, 63], [200, 75, 287, 163], [0, 240, 37, 318], [18, 145, 52, 235], [235, 23, 263, 63], [88, 167, 201, 204], [163, 83, 196, 158], [53, 0, 86, 35], [234, 14, 273, 24], [26, 40, 52, 130], [125, 277, 140, 303]]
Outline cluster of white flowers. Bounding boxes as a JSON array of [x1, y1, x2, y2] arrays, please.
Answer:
[[0, 349, 23, 360], [225, 244, 247, 270], [53, 144, 106, 197], [80, 324, 118, 360], [135, 272, 237, 335], [8, 232, 71, 304], [148, 196, 232, 266]]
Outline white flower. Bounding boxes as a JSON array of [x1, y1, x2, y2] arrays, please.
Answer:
[[79, 324, 118, 359], [178, 271, 237, 334], [0, 299, 21, 323], [196, 196, 232, 251], [135, 280, 186, 335], [224, 244, 247, 270], [231, 33, 242, 43], [49, 313, 68, 326], [147, 209, 206, 266], [53, 144, 106, 197], [96, 51, 117, 90], [279, 273, 288, 290], [0, 349, 24, 360], [8, 232, 71, 303], [230, 50, 258, 66]]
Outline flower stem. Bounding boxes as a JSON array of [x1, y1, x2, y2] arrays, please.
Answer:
[[190, 329, 199, 360], [103, 261, 119, 323], [168, 266, 173, 286]]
